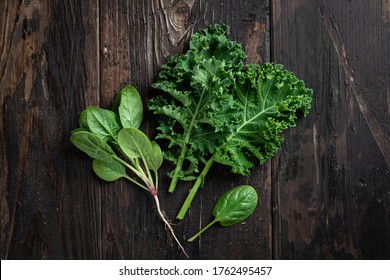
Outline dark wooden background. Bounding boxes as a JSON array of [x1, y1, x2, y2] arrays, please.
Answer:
[[1, 0, 389, 260]]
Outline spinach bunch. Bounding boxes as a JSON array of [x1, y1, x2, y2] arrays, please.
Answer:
[[70, 86, 188, 257], [149, 24, 313, 219]]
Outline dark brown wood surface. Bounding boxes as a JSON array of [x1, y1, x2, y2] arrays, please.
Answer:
[[1, 0, 389, 260]]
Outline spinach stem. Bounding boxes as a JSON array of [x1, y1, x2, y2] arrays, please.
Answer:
[[187, 219, 218, 242], [154, 170, 159, 191], [176, 155, 216, 220], [115, 142, 136, 166], [113, 155, 149, 184], [124, 176, 149, 191], [140, 154, 154, 190], [134, 158, 142, 171]]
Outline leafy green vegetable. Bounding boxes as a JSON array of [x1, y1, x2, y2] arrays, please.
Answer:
[[146, 141, 164, 172], [214, 63, 312, 174], [70, 24, 314, 255], [70, 86, 188, 257], [176, 63, 312, 219], [118, 128, 153, 160], [70, 131, 117, 163], [149, 24, 313, 219], [85, 107, 122, 142], [149, 24, 246, 190], [113, 85, 143, 129], [188, 185, 258, 242], [92, 159, 128, 182]]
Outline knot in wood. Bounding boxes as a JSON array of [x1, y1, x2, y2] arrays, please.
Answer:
[[169, 1, 190, 31]]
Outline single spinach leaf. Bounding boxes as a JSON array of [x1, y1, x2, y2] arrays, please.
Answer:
[[145, 141, 163, 172], [212, 185, 258, 226], [86, 106, 122, 142], [117, 127, 153, 159], [70, 131, 116, 163], [188, 185, 258, 241], [92, 159, 127, 181], [115, 85, 143, 129]]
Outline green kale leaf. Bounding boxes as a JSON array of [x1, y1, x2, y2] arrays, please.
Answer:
[[148, 24, 313, 219], [214, 63, 313, 176], [149, 24, 246, 188]]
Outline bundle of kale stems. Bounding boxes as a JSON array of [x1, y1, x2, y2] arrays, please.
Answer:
[[71, 24, 313, 257]]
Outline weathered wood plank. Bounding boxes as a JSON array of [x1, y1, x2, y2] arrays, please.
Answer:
[[272, 0, 390, 259], [1, 0, 101, 259]]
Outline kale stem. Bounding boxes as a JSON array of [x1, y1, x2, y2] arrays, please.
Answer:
[[176, 155, 215, 220], [168, 145, 188, 193], [169, 87, 206, 193], [187, 219, 218, 242]]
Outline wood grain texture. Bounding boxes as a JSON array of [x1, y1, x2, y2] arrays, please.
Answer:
[[1, 0, 389, 260], [272, 0, 390, 259]]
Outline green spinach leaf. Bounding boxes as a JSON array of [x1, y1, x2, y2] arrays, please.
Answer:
[[113, 85, 143, 129], [188, 185, 258, 242], [70, 131, 116, 163], [85, 106, 122, 142], [92, 159, 128, 182], [145, 141, 163, 172], [117, 127, 153, 160], [212, 185, 258, 226]]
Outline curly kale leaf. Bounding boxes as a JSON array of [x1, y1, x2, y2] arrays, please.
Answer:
[[149, 24, 246, 189], [148, 24, 313, 219], [214, 63, 313, 176], [175, 63, 313, 219]]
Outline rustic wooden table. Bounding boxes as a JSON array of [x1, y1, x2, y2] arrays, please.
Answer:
[[1, 0, 389, 259]]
